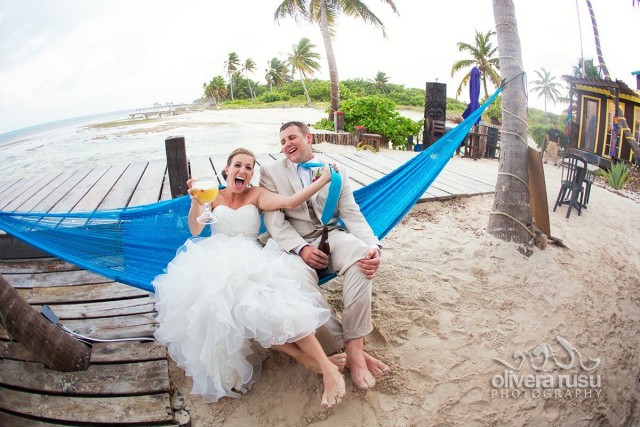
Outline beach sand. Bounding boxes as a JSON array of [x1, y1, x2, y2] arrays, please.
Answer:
[[167, 143, 640, 426]]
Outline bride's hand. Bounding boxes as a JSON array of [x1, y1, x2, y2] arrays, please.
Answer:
[[186, 178, 197, 202]]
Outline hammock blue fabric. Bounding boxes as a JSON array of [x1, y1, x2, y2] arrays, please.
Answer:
[[0, 88, 501, 292]]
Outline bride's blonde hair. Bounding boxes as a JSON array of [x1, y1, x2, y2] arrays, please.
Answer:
[[222, 148, 256, 180]]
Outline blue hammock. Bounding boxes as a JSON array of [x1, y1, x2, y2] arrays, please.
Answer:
[[0, 88, 501, 292]]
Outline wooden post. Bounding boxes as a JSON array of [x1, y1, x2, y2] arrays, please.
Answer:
[[335, 111, 345, 132], [407, 135, 414, 151], [353, 126, 366, 146], [0, 274, 91, 371], [165, 136, 189, 198], [423, 82, 447, 147]]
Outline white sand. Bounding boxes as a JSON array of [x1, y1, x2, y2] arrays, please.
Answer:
[[168, 146, 640, 426]]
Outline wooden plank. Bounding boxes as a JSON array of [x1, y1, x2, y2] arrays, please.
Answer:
[[28, 169, 93, 213], [0, 178, 23, 198], [0, 341, 166, 364], [70, 164, 127, 212], [0, 387, 173, 425], [38, 296, 156, 320], [127, 159, 167, 207], [13, 171, 77, 213], [0, 258, 79, 274], [0, 411, 60, 427], [98, 162, 148, 209], [5, 269, 112, 289], [0, 173, 60, 212], [16, 282, 149, 304], [188, 155, 216, 182], [210, 154, 230, 185], [0, 313, 157, 341], [0, 359, 169, 395], [322, 152, 385, 181], [528, 147, 551, 237], [61, 312, 158, 340], [50, 166, 109, 212]]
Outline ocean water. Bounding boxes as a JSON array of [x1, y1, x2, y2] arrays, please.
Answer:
[[0, 107, 425, 183]]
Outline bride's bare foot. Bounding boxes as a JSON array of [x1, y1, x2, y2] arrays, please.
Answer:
[[363, 351, 390, 377], [328, 353, 347, 372], [321, 365, 346, 409]]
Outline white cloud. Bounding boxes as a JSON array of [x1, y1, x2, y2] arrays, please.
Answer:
[[0, 0, 636, 134]]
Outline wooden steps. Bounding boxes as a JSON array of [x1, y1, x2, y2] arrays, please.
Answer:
[[0, 258, 179, 426]]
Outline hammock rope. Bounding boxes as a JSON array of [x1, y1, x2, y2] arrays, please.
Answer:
[[0, 88, 502, 292]]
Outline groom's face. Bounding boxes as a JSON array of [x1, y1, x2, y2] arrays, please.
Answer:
[[280, 125, 313, 164]]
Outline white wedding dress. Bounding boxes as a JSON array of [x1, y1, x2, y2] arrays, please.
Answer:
[[153, 204, 329, 403]]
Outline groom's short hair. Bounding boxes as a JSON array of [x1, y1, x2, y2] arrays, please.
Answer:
[[280, 121, 309, 135]]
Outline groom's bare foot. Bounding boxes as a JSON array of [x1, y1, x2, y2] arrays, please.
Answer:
[[345, 339, 376, 389], [328, 353, 347, 372], [321, 365, 346, 409], [363, 351, 390, 377]]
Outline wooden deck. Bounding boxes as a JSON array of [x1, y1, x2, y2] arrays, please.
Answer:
[[0, 150, 498, 425]]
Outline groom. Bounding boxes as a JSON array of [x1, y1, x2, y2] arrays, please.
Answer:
[[259, 121, 390, 389]]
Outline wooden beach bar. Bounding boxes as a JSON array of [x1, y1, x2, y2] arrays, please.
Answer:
[[0, 141, 498, 425]]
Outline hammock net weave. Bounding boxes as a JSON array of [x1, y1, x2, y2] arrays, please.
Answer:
[[0, 88, 501, 292]]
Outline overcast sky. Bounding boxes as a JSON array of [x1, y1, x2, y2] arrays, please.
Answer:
[[0, 0, 637, 134]]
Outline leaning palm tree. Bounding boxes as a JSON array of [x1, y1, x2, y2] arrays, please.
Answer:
[[224, 52, 240, 101], [287, 37, 321, 106], [487, 0, 532, 247], [265, 57, 288, 92], [205, 75, 228, 105], [450, 29, 501, 99], [373, 71, 389, 93], [242, 58, 257, 98], [584, 0, 640, 159], [529, 67, 563, 125], [274, 0, 398, 122]]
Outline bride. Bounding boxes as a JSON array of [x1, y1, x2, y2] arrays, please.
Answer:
[[153, 148, 346, 408]]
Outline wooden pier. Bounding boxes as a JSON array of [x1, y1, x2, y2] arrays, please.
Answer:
[[0, 149, 498, 425]]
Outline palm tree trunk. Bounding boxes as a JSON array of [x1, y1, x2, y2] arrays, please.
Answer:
[[319, 0, 339, 122], [0, 274, 91, 371], [299, 70, 312, 107], [544, 96, 548, 125], [585, 0, 640, 159], [487, 0, 533, 249], [229, 73, 235, 101]]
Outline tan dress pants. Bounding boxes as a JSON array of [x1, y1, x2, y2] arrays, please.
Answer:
[[288, 229, 373, 354]]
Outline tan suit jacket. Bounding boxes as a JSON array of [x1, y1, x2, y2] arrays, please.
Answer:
[[259, 157, 379, 252]]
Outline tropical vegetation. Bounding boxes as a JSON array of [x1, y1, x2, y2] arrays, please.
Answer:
[[450, 29, 501, 99], [529, 67, 563, 125], [287, 38, 322, 107], [274, 0, 398, 122]]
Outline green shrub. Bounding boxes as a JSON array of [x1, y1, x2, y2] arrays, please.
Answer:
[[529, 124, 548, 149], [259, 92, 290, 103], [600, 161, 631, 190], [329, 95, 422, 149], [484, 94, 502, 124]]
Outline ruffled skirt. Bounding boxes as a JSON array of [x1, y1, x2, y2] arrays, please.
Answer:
[[153, 234, 329, 403]]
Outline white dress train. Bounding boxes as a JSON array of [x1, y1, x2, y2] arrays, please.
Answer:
[[153, 204, 329, 403]]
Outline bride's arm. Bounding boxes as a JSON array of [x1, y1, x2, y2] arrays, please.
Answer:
[[256, 165, 333, 212]]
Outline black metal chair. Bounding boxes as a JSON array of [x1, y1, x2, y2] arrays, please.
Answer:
[[553, 154, 587, 218]]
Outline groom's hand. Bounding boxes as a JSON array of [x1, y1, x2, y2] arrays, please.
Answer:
[[357, 248, 381, 279], [299, 245, 329, 270]]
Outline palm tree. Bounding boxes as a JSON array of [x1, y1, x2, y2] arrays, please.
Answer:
[[450, 29, 501, 99], [529, 68, 563, 125], [224, 52, 240, 101], [242, 58, 257, 98], [265, 58, 288, 92], [274, 0, 398, 122], [373, 71, 389, 93], [288, 37, 321, 106], [572, 57, 602, 79], [205, 75, 228, 105], [584, 0, 640, 159], [487, 0, 532, 247]]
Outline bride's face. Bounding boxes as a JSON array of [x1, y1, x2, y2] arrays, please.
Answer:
[[225, 153, 255, 192]]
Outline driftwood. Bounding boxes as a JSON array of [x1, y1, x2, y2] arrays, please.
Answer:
[[0, 274, 91, 372]]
